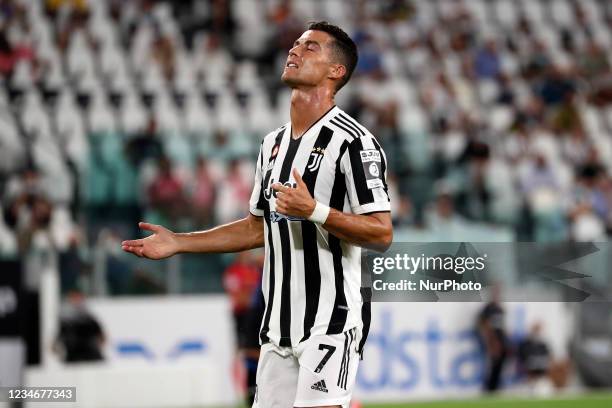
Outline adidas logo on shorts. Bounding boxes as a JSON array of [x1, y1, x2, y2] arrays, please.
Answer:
[[311, 379, 329, 393]]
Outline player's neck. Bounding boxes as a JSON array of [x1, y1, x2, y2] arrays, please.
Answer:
[[289, 87, 335, 139]]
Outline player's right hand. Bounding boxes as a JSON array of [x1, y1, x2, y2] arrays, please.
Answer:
[[121, 222, 179, 259]]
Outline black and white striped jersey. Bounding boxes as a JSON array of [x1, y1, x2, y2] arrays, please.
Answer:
[[249, 105, 390, 348]]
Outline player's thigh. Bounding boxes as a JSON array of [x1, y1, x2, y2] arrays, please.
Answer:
[[294, 328, 360, 408], [252, 343, 299, 408]]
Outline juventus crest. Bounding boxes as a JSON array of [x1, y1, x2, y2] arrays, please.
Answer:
[[306, 147, 325, 172]]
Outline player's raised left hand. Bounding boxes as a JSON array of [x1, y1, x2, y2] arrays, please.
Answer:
[[272, 168, 317, 219]]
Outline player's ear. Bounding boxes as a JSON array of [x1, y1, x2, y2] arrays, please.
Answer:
[[328, 63, 346, 82]]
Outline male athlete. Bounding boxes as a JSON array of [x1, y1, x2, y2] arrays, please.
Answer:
[[122, 21, 393, 408]]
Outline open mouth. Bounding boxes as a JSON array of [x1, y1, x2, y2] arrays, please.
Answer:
[[286, 62, 299, 69]]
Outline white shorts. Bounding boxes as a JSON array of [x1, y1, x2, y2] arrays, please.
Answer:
[[252, 327, 360, 408]]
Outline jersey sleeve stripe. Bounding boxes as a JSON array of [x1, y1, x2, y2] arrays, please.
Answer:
[[348, 137, 376, 206], [254, 144, 267, 211], [336, 114, 365, 137], [330, 118, 359, 139], [338, 112, 366, 136]]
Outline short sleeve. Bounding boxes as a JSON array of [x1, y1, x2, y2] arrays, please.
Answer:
[[340, 136, 391, 215], [249, 144, 265, 217]]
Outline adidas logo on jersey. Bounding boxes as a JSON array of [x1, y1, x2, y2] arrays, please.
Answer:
[[311, 379, 329, 393]]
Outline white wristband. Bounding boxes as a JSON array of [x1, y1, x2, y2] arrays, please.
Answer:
[[308, 201, 330, 224]]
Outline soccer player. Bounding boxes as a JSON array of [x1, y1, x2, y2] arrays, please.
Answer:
[[122, 21, 393, 408]]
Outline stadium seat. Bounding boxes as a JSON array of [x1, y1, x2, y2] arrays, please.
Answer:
[[466, 0, 491, 24], [10, 59, 34, 90], [55, 89, 89, 170], [88, 87, 118, 133], [120, 88, 148, 136], [477, 79, 500, 106], [184, 92, 213, 136], [399, 104, 427, 134], [520, 0, 546, 23], [141, 63, 167, 95], [174, 53, 197, 94], [493, 0, 518, 28], [20, 91, 53, 140], [153, 90, 183, 135], [0, 111, 27, 174], [66, 30, 97, 85], [290, 0, 319, 22], [548, 0, 573, 27], [489, 106, 514, 134]]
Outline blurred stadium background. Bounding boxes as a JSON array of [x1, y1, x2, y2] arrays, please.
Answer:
[[1, 0, 612, 407]]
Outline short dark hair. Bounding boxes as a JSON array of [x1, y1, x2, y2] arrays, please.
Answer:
[[306, 21, 358, 92]]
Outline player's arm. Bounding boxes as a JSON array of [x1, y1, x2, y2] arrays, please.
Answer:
[[322, 209, 392, 252], [121, 214, 264, 259], [124, 142, 269, 259], [273, 169, 392, 252]]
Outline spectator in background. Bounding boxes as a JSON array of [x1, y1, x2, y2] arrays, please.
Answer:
[[578, 40, 610, 80], [193, 33, 233, 80], [242, 274, 265, 406], [215, 159, 251, 224], [420, 72, 459, 129], [477, 284, 508, 393], [190, 157, 217, 228], [231, 251, 264, 407], [536, 65, 576, 107], [14, 194, 54, 254], [569, 163, 608, 241], [496, 73, 515, 105], [151, 33, 175, 81], [522, 40, 551, 80], [269, 0, 303, 57], [0, 30, 14, 76], [58, 228, 87, 295], [561, 129, 591, 168], [0, 26, 35, 78], [205, 0, 236, 45], [126, 117, 163, 167], [353, 29, 383, 77], [223, 251, 261, 346], [55, 290, 105, 363], [45, 0, 89, 17], [223, 250, 261, 404], [147, 155, 186, 225], [517, 321, 552, 395], [4, 168, 54, 256], [460, 139, 493, 221], [520, 154, 560, 198], [519, 153, 568, 241], [601, 176, 612, 234], [53, 1, 91, 52], [425, 184, 468, 239], [473, 40, 501, 79], [3, 166, 80, 291]]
